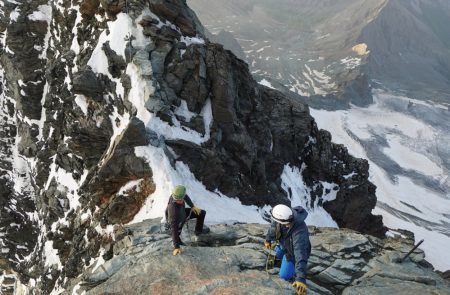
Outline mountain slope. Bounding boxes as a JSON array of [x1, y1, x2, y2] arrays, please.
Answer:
[[188, 0, 387, 107], [188, 0, 450, 106], [0, 0, 387, 293], [359, 0, 450, 103], [186, 0, 450, 272]]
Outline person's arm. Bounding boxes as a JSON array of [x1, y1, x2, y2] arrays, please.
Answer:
[[184, 195, 203, 216], [184, 195, 195, 208], [292, 225, 310, 283]]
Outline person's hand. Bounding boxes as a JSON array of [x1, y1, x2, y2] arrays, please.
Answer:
[[292, 281, 307, 295], [264, 240, 272, 250], [173, 248, 182, 256], [191, 206, 202, 215]]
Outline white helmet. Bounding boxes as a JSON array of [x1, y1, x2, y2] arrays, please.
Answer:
[[271, 204, 293, 224]]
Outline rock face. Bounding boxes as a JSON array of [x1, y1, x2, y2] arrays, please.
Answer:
[[0, 0, 389, 293], [66, 219, 450, 295]]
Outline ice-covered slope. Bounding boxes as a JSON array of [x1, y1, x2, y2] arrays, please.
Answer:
[[311, 90, 450, 271]]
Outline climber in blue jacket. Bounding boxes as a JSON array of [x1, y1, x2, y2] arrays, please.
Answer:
[[264, 204, 311, 295]]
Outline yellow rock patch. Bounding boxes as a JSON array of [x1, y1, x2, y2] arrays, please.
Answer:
[[352, 43, 369, 55]]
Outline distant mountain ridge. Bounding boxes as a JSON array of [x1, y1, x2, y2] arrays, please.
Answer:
[[188, 0, 450, 107], [359, 0, 450, 104]]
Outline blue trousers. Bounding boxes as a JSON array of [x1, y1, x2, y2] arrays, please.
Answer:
[[275, 245, 295, 280]]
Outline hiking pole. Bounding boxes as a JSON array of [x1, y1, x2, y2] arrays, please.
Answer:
[[401, 239, 424, 262]]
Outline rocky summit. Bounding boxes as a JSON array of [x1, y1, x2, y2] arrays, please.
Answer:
[[64, 219, 450, 295]]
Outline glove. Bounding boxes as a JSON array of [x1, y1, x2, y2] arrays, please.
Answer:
[[264, 240, 272, 250], [292, 281, 307, 295], [172, 248, 182, 256], [191, 206, 202, 215]]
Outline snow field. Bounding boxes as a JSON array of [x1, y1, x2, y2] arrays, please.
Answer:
[[311, 91, 450, 271]]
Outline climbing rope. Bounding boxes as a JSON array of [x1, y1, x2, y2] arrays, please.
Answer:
[[264, 243, 288, 291], [265, 250, 275, 273]]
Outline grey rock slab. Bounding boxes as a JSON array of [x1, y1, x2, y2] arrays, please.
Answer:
[[87, 246, 294, 295], [343, 277, 450, 295], [345, 251, 450, 294], [330, 258, 366, 272], [307, 279, 334, 295], [315, 266, 354, 285], [312, 230, 371, 253], [84, 255, 131, 283], [132, 50, 153, 77]]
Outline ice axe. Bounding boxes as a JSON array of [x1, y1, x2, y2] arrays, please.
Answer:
[[401, 239, 424, 263]]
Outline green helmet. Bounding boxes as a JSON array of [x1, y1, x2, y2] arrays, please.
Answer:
[[172, 185, 186, 200]]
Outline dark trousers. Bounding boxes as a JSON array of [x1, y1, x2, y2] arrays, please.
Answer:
[[182, 208, 206, 234]]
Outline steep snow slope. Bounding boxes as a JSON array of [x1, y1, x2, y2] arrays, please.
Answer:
[[311, 90, 450, 271]]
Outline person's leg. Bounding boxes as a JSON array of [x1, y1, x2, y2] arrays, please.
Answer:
[[275, 245, 284, 259], [193, 210, 206, 235], [185, 208, 207, 235], [279, 255, 295, 281]]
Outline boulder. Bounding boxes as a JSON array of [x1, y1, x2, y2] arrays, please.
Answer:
[[72, 68, 104, 102]]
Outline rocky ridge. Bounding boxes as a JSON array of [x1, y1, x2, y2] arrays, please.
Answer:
[[0, 0, 390, 293], [66, 219, 450, 295]]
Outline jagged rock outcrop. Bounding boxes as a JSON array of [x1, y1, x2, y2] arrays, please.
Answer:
[[206, 29, 246, 61], [0, 0, 389, 293], [65, 219, 450, 295], [144, 14, 385, 236]]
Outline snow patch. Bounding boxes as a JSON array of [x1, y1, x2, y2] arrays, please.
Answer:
[[281, 164, 338, 227], [132, 145, 268, 224], [258, 78, 275, 89], [180, 35, 205, 46], [320, 181, 339, 202], [44, 241, 62, 269], [384, 134, 443, 177], [74, 95, 88, 115], [146, 99, 213, 145], [9, 7, 19, 22], [312, 90, 450, 271], [28, 4, 52, 22], [174, 100, 196, 121], [117, 179, 143, 195]]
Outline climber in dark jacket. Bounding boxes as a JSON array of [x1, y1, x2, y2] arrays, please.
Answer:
[[264, 204, 311, 295], [165, 185, 208, 256]]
